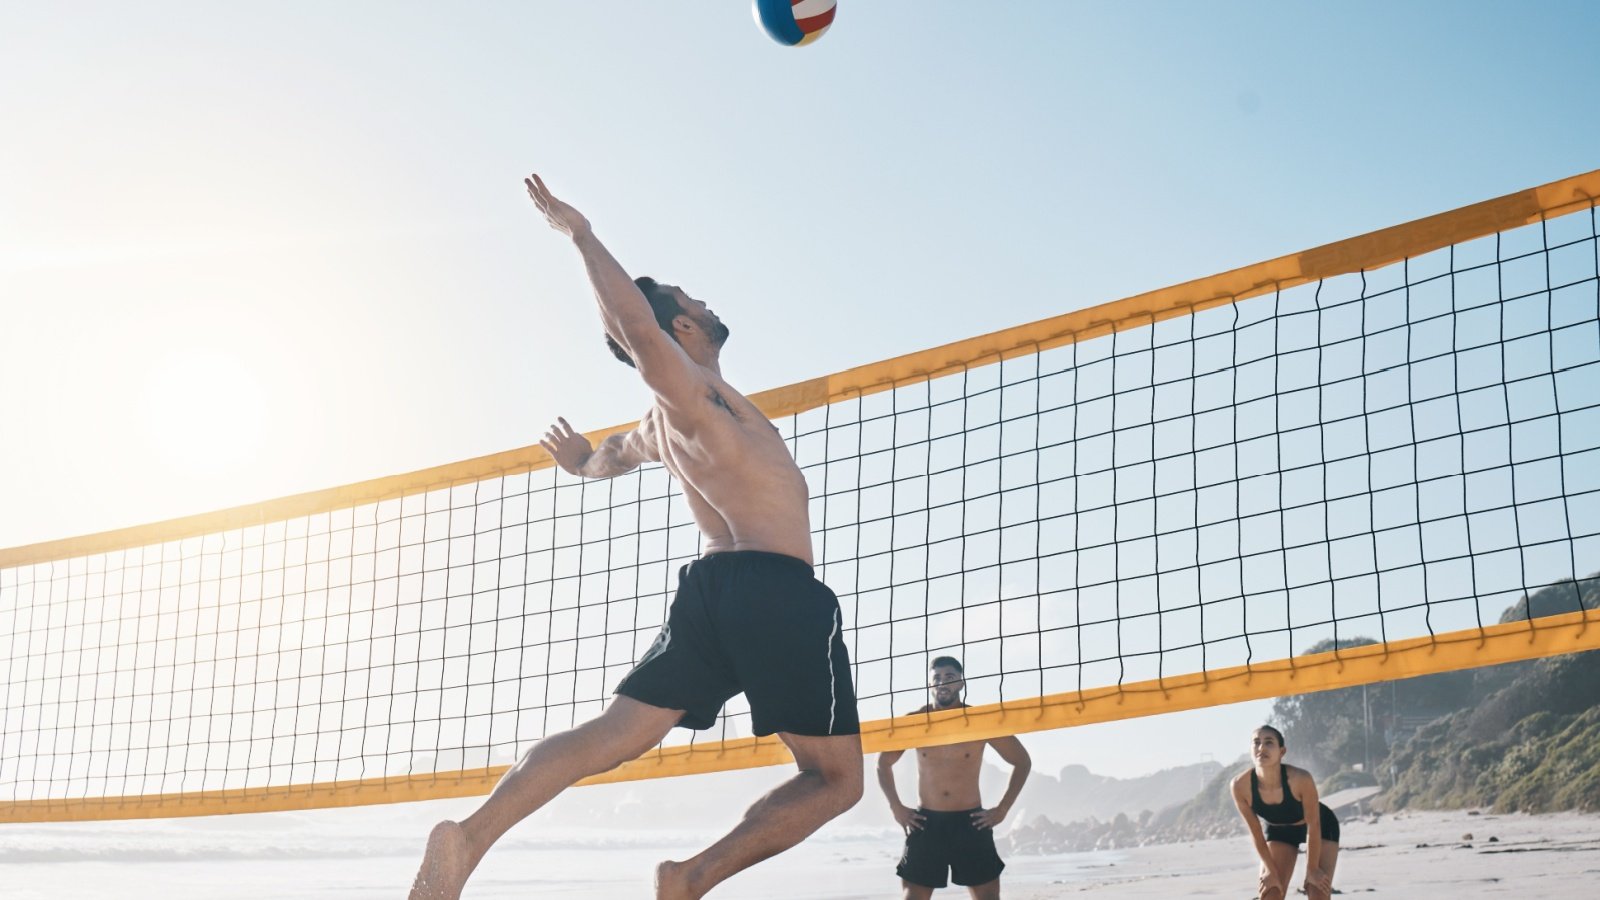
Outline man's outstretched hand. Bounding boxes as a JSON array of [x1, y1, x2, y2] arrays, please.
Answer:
[[540, 417, 593, 475], [525, 173, 591, 239]]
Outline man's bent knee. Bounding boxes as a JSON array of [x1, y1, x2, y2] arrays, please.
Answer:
[[836, 772, 864, 813], [781, 731, 864, 813], [798, 763, 862, 818], [820, 760, 864, 812]]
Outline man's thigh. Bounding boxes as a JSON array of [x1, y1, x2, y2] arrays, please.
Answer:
[[901, 881, 935, 900], [584, 696, 684, 761], [779, 730, 863, 778]]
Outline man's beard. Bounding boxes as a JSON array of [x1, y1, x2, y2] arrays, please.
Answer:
[[698, 310, 730, 346]]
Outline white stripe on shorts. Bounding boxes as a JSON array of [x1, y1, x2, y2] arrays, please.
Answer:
[[826, 607, 840, 734]]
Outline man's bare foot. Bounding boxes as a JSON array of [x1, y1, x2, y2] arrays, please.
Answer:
[[409, 821, 473, 900], [654, 859, 698, 900]]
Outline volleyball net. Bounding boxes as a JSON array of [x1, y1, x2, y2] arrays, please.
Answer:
[[4, 171, 1600, 823]]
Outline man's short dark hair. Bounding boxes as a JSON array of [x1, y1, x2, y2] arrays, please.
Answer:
[[1257, 724, 1286, 747], [929, 655, 964, 674], [606, 276, 685, 367]]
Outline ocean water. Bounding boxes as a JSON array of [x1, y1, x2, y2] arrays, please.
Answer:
[[3, 798, 1124, 900]]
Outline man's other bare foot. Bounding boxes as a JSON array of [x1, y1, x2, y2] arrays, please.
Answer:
[[654, 859, 699, 900], [409, 821, 472, 900]]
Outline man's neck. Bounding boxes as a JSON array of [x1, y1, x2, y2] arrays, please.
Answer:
[[679, 340, 723, 376], [689, 351, 722, 377]]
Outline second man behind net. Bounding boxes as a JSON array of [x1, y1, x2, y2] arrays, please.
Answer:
[[877, 657, 1032, 900]]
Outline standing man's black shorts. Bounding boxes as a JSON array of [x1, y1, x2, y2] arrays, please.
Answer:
[[613, 550, 860, 737], [896, 808, 1006, 889]]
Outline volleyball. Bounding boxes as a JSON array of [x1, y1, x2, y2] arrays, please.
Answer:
[[753, 0, 837, 47]]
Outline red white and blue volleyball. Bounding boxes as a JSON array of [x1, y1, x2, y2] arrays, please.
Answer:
[[753, 0, 837, 47]]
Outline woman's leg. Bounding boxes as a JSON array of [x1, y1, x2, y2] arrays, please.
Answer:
[[1258, 841, 1300, 900], [1306, 842, 1339, 900]]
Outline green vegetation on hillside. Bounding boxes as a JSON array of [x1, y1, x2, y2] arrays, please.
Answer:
[[1298, 575, 1600, 812]]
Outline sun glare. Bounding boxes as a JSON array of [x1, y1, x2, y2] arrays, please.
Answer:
[[139, 348, 266, 479]]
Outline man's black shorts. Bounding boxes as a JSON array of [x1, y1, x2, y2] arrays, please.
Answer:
[[896, 808, 1006, 889], [613, 550, 859, 737]]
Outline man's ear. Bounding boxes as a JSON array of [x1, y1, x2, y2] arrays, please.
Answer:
[[672, 314, 697, 337]]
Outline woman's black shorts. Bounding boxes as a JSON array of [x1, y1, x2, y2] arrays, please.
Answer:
[[613, 550, 859, 737], [1265, 802, 1341, 846]]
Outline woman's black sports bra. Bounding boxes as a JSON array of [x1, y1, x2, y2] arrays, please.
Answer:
[[1250, 765, 1305, 825]]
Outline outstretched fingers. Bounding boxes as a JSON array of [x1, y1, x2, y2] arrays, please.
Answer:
[[540, 419, 583, 460], [545, 419, 576, 442], [524, 174, 552, 215], [522, 173, 590, 237], [525, 173, 556, 207]]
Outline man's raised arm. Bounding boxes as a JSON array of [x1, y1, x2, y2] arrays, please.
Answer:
[[524, 174, 700, 401], [540, 418, 658, 480]]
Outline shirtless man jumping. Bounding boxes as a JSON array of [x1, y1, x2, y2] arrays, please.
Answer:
[[408, 174, 863, 899], [876, 657, 1031, 900]]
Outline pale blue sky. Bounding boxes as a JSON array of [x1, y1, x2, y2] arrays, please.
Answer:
[[3, 1, 1598, 781]]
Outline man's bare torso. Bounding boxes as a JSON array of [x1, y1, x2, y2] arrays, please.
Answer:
[[911, 705, 987, 810], [639, 366, 813, 563]]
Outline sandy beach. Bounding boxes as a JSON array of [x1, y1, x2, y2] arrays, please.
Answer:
[[6, 804, 1597, 899], [1005, 809, 1600, 898]]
